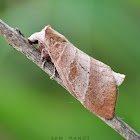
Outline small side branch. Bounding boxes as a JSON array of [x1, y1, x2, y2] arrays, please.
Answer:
[[0, 19, 139, 140]]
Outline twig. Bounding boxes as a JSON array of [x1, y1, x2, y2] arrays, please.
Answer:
[[0, 19, 140, 140]]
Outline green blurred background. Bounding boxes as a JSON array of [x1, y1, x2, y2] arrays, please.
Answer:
[[0, 0, 140, 140]]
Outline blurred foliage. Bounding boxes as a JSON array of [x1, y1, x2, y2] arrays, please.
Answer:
[[0, 0, 140, 140]]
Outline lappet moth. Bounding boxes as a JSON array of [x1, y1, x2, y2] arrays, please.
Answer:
[[28, 25, 125, 119]]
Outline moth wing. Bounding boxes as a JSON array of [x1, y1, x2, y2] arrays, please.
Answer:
[[50, 44, 120, 119], [28, 26, 125, 119], [112, 71, 125, 86]]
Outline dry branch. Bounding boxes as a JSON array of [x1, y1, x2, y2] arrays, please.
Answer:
[[0, 19, 140, 140]]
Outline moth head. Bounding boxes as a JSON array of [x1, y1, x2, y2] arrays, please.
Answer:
[[28, 26, 48, 45], [28, 25, 68, 49]]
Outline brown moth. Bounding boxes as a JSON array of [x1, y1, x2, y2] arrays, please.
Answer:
[[28, 25, 125, 119]]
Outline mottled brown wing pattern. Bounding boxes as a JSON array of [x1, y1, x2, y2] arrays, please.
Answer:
[[50, 42, 117, 119], [28, 25, 125, 119]]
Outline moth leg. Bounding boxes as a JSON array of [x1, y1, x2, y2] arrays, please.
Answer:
[[41, 58, 46, 68], [28, 39, 51, 68], [40, 49, 44, 61], [41, 49, 50, 68], [37, 42, 50, 68], [50, 66, 56, 80]]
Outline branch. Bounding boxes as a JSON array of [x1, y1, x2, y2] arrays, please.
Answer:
[[0, 19, 140, 140]]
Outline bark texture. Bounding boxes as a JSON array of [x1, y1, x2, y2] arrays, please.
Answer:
[[0, 19, 140, 140]]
